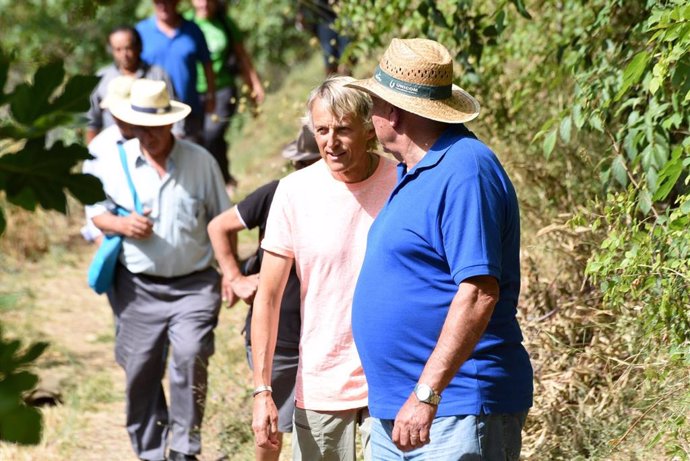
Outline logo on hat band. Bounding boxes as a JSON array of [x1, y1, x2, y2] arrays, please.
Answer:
[[374, 66, 452, 100], [131, 104, 172, 115]]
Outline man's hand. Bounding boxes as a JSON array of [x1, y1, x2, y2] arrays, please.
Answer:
[[252, 392, 280, 451], [120, 211, 153, 239], [221, 273, 259, 307], [392, 392, 437, 452]]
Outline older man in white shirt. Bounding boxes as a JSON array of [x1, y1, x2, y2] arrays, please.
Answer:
[[85, 79, 230, 461]]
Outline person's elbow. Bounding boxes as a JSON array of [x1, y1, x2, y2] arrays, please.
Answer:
[[465, 275, 499, 314]]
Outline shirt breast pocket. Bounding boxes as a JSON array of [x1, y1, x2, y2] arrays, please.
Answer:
[[176, 195, 203, 233]]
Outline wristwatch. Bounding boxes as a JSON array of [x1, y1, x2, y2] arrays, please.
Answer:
[[414, 383, 442, 406]]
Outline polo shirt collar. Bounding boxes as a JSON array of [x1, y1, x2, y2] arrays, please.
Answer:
[[397, 124, 476, 183]]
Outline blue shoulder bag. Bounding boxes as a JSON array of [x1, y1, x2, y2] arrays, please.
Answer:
[[87, 143, 143, 294]]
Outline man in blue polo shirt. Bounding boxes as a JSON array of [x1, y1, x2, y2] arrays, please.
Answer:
[[347, 38, 533, 460], [137, 0, 216, 142]]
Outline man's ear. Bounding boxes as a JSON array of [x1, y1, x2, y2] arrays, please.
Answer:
[[389, 104, 401, 128]]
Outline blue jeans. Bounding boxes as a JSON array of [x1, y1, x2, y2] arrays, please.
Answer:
[[370, 412, 527, 460]]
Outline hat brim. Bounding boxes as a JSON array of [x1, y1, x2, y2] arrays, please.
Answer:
[[281, 141, 322, 162], [346, 78, 480, 124], [100, 95, 125, 110], [109, 100, 191, 127]]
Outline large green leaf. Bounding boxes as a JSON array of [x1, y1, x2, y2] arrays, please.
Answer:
[[0, 122, 33, 140], [9, 61, 65, 125], [0, 138, 104, 212], [0, 404, 42, 445], [16, 342, 48, 367], [6, 63, 97, 135], [49, 74, 100, 114], [64, 173, 107, 206], [0, 50, 9, 105], [33, 61, 65, 105], [0, 339, 21, 371], [0, 371, 39, 394]]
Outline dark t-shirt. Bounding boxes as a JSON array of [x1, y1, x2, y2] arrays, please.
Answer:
[[237, 180, 300, 349]]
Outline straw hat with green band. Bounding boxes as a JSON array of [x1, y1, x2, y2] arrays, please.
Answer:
[[346, 38, 480, 124]]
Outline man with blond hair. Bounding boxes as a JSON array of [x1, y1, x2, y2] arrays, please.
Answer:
[[250, 76, 397, 460], [348, 38, 533, 460]]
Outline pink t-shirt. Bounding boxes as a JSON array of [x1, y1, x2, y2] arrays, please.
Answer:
[[262, 157, 398, 411]]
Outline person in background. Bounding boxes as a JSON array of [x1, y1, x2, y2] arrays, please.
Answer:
[[187, 0, 265, 193], [207, 124, 320, 461], [88, 79, 230, 461], [137, 0, 216, 143], [86, 25, 175, 144], [297, 0, 353, 75], [250, 76, 398, 460], [348, 38, 533, 460]]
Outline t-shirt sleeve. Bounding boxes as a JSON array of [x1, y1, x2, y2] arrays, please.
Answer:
[[236, 181, 278, 230], [260, 180, 294, 258], [442, 168, 504, 285]]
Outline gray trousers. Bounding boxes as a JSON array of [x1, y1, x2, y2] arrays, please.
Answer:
[[110, 264, 221, 461]]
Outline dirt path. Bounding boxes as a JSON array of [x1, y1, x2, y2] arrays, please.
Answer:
[[0, 238, 256, 461]]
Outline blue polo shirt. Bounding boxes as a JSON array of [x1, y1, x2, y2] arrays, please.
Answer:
[[352, 125, 533, 419], [136, 16, 211, 114]]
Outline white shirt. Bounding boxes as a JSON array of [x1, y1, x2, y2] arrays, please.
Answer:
[[86, 137, 231, 277]]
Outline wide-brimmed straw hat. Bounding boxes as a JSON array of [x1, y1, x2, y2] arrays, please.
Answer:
[[100, 75, 136, 109], [281, 124, 321, 162], [346, 38, 480, 124], [109, 79, 190, 127]]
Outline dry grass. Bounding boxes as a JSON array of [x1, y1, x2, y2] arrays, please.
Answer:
[[518, 217, 690, 460]]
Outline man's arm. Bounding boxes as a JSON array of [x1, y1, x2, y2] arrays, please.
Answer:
[[85, 84, 103, 144], [250, 250, 293, 451], [92, 211, 153, 240], [207, 207, 259, 306], [202, 61, 216, 114], [392, 275, 499, 451], [234, 42, 265, 104]]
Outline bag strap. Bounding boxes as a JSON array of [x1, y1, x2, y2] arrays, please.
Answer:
[[117, 142, 143, 215]]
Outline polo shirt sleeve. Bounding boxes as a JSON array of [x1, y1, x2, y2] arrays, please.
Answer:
[[260, 180, 294, 258], [442, 163, 505, 286], [86, 73, 107, 130], [203, 157, 232, 218]]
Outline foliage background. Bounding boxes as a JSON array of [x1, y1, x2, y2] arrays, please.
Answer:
[[0, 0, 688, 459]]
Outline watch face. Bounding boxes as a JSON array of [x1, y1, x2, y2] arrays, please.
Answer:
[[416, 384, 432, 401]]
